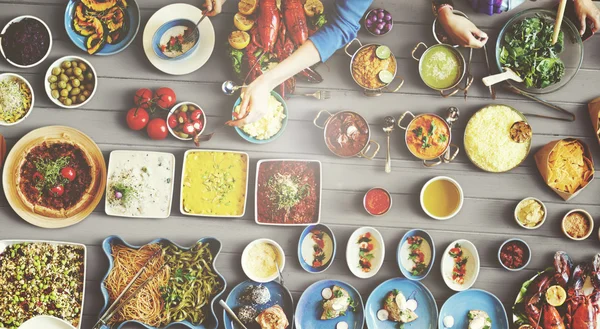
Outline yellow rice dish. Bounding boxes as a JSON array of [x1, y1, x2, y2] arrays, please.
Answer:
[[464, 105, 530, 172], [181, 151, 248, 216]]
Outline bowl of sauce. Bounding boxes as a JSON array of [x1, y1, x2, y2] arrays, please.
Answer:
[[363, 187, 392, 216], [411, 42, 466, 97], [420, 176, 463, 220], [498, 238, 531, 271], [241, 239, 285, 283]]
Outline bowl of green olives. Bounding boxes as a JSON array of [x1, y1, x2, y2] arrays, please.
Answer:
[[44, 56, 97, 108]]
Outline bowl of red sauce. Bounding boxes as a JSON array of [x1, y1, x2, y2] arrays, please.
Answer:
[[363, 187, 392, 216], [498, 238, 531, 271]]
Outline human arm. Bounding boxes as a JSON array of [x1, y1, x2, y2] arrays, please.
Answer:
[[203, 0, 225, 16], [437, 5, 488, 48]]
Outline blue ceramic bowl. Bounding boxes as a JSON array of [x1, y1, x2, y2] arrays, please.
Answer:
[[64, 0, 140, 56], [297, 224, 336, 273], [99, 235, 227, 329], [397, 229, 435, 280], [438, 289, 509, 329], [497, 238, 531, 271], [223, 280, 294, 329], [152, 19, 200, 60], [365, 278, 438, 329], [295, 279, 364, 329], [233, 91, 288, 144]]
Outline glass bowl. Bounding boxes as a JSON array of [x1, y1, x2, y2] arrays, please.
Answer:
[[495, 8, 583, 94]]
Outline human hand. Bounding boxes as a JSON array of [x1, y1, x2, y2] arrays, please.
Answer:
[[226, 77, 273, 127], [203, 0, 224, 16], [438, 8, 488, 48], [573, 0, 600, 36]]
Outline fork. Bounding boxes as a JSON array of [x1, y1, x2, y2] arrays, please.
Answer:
[[294, 90, 331, 100]]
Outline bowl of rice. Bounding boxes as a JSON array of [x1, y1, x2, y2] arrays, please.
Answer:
[[464, 104, 531, 172], [0, 73, 34, 126], [233, 91, 288, 144]]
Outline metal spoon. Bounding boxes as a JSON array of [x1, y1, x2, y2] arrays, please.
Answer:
[[275, 257, 284, 287], [222, 80, 247, 96], [219, 300, 248, 329], [383, 116, 395, 173]]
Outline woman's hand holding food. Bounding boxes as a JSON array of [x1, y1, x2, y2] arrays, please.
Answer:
[[438, 7, 488, 48], [226, 76, 274, 127], [574, 0, 600, 35], [203, 0, 225, 16]]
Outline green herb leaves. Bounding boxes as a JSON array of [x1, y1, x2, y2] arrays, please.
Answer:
[[267, 173, 310, 211], [34, 156, 70, 193]]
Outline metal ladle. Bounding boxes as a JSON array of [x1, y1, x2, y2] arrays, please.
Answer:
[[222, 80, 247, 96], [383, 116, 395, 173]]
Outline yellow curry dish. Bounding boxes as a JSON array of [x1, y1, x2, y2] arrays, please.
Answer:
[[351, 45, 396, 90], [406, 114, 450, 160], [181, 151, 249, 217]]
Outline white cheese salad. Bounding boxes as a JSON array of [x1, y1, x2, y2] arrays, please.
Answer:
[[235, 94, 286, 140]]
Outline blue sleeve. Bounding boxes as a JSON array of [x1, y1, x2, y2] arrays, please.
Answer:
[[309, 0, 373, 62]]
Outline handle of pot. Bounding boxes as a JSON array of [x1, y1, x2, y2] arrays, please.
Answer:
[[439, 88, 460, 98], [344, 38, 363, 58], [360, 140, 381, 160], [363, 89, 382, 97], [411, 42, 428, 61], [313, 110, 332, 129], [423, 157, 443, 167], [384, 75, 405, 93], [443, 143, 460, 163], [397, 111, 415, 130]]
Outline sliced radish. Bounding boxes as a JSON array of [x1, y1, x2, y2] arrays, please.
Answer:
[[332, 301, 345, 311], [395, 292, 407, 310], [321, 287, 333, 300], [337, 321, 349, 329], [377, 309, 389, 321], [406, 299, 418, 311]]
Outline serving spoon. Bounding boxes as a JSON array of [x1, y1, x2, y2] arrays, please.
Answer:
[[482, 67, 523, 87], [383, 116, 395, 173], [219, 300, 249, 329], [222, 80, 248, 96]]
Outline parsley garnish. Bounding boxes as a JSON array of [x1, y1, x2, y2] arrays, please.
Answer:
[[34, 156, 70, 194]]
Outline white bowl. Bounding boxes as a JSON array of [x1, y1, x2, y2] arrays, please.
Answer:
[[167, 101, 207, 141], [420, 176, 464, 220], [0, 73, 34, 126], [19, 315, 76, 329], [514, 197, 547, 229], [440, 239, 480, 291], [0, 15, 52, 68], [562, 209, 594, 241], [346, 226, 385, 279], [44, 56, 97, 109], [241, 238, 285, 283]]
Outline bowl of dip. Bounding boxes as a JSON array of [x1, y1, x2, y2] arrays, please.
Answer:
[[514, 197, 547, 229], [562, 209, 594, 241], [498, 238, 531, 271], [363, 187, 392, 216], [420, 176, 463, 220], [411, 42, 467, 97], [298, 224, 336, 273], [152, 18, 200, 60], [397, 229, 435, 280], [241, 238, 285, 283]]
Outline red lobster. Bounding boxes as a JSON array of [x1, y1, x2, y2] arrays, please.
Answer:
[[565, 255, 600, 329]]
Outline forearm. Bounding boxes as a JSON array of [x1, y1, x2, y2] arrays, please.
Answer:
[[257, 40, 321, 88]]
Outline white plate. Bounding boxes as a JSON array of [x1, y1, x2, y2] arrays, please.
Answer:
[[346, 227, 385, 279], [440, 239, 480, 291], [19, 315, 76, 329], [104, 150, 175, 219], [142, 4, 215, 75], [0, 240, 87, 329]]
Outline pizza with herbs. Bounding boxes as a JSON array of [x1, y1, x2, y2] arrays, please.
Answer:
[[16, 140, 98, 217]]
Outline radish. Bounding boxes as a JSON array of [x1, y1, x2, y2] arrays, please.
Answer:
[[377, 309, 389, 321], [321, 287, 333, 300], [406, 298, 418, 311], [336, 321, 348, 329]]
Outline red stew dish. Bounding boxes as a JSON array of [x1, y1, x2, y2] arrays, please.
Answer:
[[364, 188, 391, 215], [256, 160, 321, 225], [325, 112, 369, 157]]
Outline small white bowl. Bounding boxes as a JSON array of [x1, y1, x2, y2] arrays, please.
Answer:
[[44, 56, 97, 109], [514, 197, 547, 229], [420, 176, 464, 220], [346, 226, 385, 279], [0, 73, 34, 126], [498, 238, 531, 271], [440, 239, 480, 291], [0, 15, 52, 68], [19, 315, 76, 329], [562, 209, 594, 241], [363, 187, 392, 216], [167, 101, 207, 141], [241, 238, 285, 283]]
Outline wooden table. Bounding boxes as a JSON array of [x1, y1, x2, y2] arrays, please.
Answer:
[[1, 0, 599, 328]]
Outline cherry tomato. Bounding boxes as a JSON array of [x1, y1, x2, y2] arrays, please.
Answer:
[[133, 88, 153, 109], [154, 87, 176, 109], [168, 115, 178, 129], [61, 167, 76, 181], [147, 118, 168, 140], [126, 107, 149, 131], [50, 185, 64, 197], [182, 123, 195, 135], [192, 119, 204, 132], [33, 172, 44, 181], [190, 109, 203, 121]]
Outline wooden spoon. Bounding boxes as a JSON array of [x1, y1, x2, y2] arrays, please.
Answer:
[[553, 0, 568, 45], [482, 68, 523, 87]]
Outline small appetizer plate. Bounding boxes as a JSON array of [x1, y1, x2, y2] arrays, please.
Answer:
[[295, 279, 365, 329], [20, 315, 76, 329], [498, 238, 531, 271], [241, 238, 285, 283], [365, 278, 437, 329], [298, 224, 336, 273], [152, 19, 201, 61], [346, 227, 385, 279], [438, 289, 509, 329], [397, 229, 435, 280], [223, 280, 294, 329], [440, 239, 480, 291]]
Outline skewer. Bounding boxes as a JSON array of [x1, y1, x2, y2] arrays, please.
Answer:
[[552, 0, 568, 45]]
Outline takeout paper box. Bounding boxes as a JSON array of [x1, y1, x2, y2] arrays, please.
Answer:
[[534, 138, 595, 201], [588, 97, 600, 146]]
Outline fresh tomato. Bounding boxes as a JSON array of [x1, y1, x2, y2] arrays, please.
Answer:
[[133, 88, 153, 109], [126, 107, 149, 131], [33, 172, 43, 181], [50, 185, 64, 197], [192, 120, 203, 132], [147, 118, 168, 140], [168, 114, 177, 129], [190, 109, 203, 121], [182, 123, 195, 135], [61, 167, 76, 181], [154, 87, 176, 109]]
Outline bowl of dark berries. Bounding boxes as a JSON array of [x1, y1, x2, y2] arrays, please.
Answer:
[[0, 15, 52, 68], [364, 8, 393, 36], [167, 102, 206, 140], [498, 238, 531, 271]]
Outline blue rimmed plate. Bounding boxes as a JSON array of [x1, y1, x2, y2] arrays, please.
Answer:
[[223, 280, 294, 329], [233, 91, 288, 144], [295, 279, 365, 329], [397, 229, 435, 280], [298, 224, 336, 273], [365, 278, 437, 329], [99, 235, 227, 329], [64, 0, 140, 55], [438, 289, 508, 329]]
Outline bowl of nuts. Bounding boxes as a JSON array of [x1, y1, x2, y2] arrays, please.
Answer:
[[44, 56, 97, 108]]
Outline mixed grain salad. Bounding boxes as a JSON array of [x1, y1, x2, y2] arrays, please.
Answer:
[[0, 75, 32, 124], [0, 242, 85, 328]]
